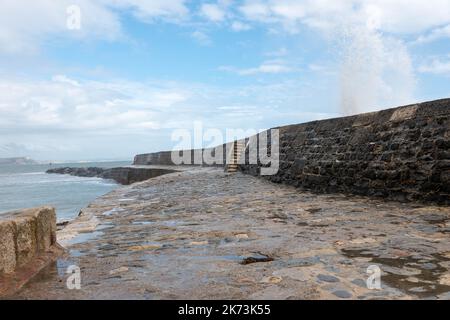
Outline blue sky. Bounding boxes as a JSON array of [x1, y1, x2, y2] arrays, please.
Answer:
[[0, 0, 449, 160]]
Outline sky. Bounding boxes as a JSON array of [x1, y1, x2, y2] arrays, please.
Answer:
[[0, 0, 449, 161]]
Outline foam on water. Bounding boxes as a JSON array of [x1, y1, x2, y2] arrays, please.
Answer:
[[0, 161, 130, 221]]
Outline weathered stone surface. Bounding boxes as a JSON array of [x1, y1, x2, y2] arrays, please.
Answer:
[[0, 221, 16, 274], [14, 216, 37, 267], [317, 274, 340, 283], [8, 168, 450, 300], [33, 207, 56, 252]]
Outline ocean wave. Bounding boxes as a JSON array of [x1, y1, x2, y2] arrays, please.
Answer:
[[4, 176, 114, 185], [85, 180, 117, 186], [0, 172, 44, 177], [20, 172, 45, 175]]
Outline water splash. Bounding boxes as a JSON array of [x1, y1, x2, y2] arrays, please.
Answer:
[[337, 25, 416, 115]]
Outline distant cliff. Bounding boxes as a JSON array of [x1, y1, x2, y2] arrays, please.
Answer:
[[0, 157, 38, 165]]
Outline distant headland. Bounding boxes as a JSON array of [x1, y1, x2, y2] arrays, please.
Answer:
[[0, 157, 38, 165]]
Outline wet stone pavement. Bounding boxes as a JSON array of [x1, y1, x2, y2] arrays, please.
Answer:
[[8, 167, 450, 299]]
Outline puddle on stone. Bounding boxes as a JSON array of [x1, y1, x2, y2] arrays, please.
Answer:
[[161, 220, 184, 227], [132, 221, 154, 226], [69, 249, 83, 257], [275, 257, 321, 268], [414, 224, 439, 234], [67, 230, 104, 245], [342, 248, 450, 298], [103, 208, 124, 216], [420, 214, 449, 225], [55, 258, 79, 278], [97, 223, 115, 231], [19, 257, 78, 289]]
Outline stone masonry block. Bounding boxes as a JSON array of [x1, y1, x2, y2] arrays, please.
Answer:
[[33, 207, 57, 252], [14, 216, 38, 268], [0, 220, 17, 274]]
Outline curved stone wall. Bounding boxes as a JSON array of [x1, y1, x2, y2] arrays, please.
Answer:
[[133, 144, 233, 167], [133, 98, 449, 204], [240, 99, 450, 204]]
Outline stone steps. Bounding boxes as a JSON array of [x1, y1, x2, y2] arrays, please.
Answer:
[[226, 141, 245, 173]]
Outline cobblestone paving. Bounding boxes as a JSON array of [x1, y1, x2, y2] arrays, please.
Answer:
[[9, 167, 450, 299]]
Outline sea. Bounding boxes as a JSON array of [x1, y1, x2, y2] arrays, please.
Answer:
[[0, 161, 130, 222]]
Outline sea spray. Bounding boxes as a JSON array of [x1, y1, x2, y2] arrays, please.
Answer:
[[337, 25, 416, 115]]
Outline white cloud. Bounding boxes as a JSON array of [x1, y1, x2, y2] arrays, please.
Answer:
[[237, 0, 450, 35], [52, 75, 81, 87], [219, 61, 294, 75], [231, 21, 252, 31], [239, 1, 272, 23], [363, 0, 450, 34], [264, 47, 288, 57], [0, 142, 74, 158], [0, 76, 190, 133], [0, 75, 312, 135], [418, 57, 450, 75], [414, 24, 450, 44], [242, 63, 292, 75], [200, 3, 226, 22], [0, 0, 190, 54], [109, 0, 189, 22], [0, 0, 122, 54], [191, 30, 212, 45], [3, 1, 450, 55]]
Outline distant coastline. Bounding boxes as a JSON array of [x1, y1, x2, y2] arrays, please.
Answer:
[[0, 157, 38, 165]]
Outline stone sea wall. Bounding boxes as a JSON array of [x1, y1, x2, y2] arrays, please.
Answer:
[[133, 143, 234, 167], [133, 98, 449, 204], [240, 99, 450, 204], [0, 207, 57, 275]]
